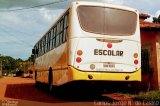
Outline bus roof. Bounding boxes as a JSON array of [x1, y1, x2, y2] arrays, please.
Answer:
[[71, 1, 138, 13]]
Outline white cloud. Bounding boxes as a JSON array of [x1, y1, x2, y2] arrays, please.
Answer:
[[0, 8, 66, 59], [39, 8, 65, 22], [0, 35, 20, 43], [155, 10, 160, 17], [145, 15, 153, 22], [40, 8, 53, 22], [0, 12, 23, 25], [0, 36, 11, 43], [145, 10, 160, 22]]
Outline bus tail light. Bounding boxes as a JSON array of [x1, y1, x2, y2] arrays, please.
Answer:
[[76, 57, 82, 63], [134, 60, 138, 65], [107, 43, 112, 48], [77, 50, 83, 56], [134, 53, 138, 58]]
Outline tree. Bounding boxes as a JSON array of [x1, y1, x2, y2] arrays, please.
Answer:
[[27, 54, 34, 62], [153, 15, 160, 24], [0, 56, 17, 75], [0, 55, 25, 75], [15, 58, 24, 69], [0, 54, 34, 76]]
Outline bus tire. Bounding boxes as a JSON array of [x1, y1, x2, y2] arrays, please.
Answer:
[[48, 67, 53, 92], [35, 81, 41, 88], [35, 71, 39, 87], [35, 70, 37, 80]]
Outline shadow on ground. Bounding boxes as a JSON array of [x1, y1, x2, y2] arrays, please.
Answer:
[[5, 83, 61, 103], [4, 83, 114, 103]]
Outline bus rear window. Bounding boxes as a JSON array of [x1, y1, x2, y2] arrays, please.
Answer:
[[77, 6, 137, 36]]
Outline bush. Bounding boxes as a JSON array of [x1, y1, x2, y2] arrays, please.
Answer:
[[134, 90, 160, 101]]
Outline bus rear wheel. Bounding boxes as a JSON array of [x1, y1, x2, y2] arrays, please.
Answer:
[[48, 67, 53, 92], [35, 71, 40, 87]]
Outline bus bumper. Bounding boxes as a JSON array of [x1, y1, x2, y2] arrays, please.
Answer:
[[68, 66, 141, 82]]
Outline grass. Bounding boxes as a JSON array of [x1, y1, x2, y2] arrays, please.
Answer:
[[133, 90, 160, 101]]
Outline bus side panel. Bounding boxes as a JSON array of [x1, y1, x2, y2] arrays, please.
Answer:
[[52, 8, 72, 86], [52, 43, 68, 85], [35, 43, 68, 85]]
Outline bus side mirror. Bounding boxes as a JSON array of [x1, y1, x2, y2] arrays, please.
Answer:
[[32, 49, 38, 54]]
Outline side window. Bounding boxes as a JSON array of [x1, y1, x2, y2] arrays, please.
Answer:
[[34, 45, 38, 58], [50, 39, 53, 50], [59, 33, 63, 45], [45, 36, 47, 53], [41, 40, 43, 55], [35, 12, 69, 57], [59, 19, 64, 45], [55, 22, 61, 47], [53, 27, 56, 48], [63, 14, 68, 43], [56, 35, 60, 47], [57, 22, 60, 35], [45, 35, 48, 53], [44, 36, 46, 53], [48, 32, 51, 51], [38, 41, 41, 56], [50, 29, 53, 50], [35, 45, 37, 57], [63, 30, 67, 43], [37, 43, 39, 57], [51, 29, 53, 40], [38, 43, 40, 56], [40, 41, 42, 55], [64, 14, 68, 28], [42, 37, 45, 54]]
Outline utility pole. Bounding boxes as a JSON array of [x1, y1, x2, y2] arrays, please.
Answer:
[[0, 54, 2, 77]]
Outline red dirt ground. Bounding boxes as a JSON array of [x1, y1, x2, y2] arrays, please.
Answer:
[[0, 77, 96, 106], [0, 77, 156, 106], [0, 77, 60, 102]]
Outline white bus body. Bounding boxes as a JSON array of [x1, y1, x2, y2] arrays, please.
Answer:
[[32, 1, 141, 87]]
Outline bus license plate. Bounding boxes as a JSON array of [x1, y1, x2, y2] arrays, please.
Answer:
[[103, 63, 115, 68]]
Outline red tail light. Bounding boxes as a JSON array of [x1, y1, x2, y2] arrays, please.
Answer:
[[134, 60, 138, 65], [107, 43, 112, 48], [76, 57, 82, 63]]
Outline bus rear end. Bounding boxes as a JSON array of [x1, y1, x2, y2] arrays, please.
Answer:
[[68, 2, 141, 83]]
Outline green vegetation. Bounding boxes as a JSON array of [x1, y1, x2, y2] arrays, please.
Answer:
[[134, 90, 160, 101], [153, 15, 160, 24], [0, 55, 33, 76]]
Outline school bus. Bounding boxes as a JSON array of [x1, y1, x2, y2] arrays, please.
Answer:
[[32, 1, 141, 91]]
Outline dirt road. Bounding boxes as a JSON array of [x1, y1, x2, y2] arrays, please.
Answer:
[[0, 77, 34, 100], [0, 77, 143, 106], [0, 77, 106, 106]]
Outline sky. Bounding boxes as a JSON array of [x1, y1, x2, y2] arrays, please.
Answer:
[[0, 0, 160, 60]]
